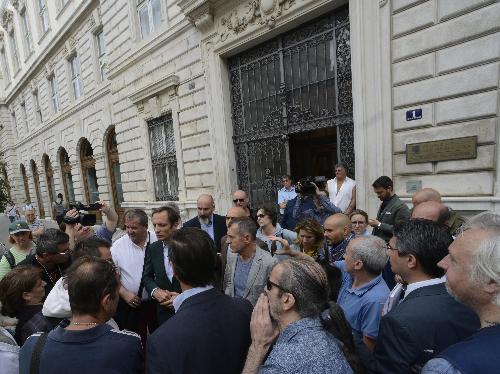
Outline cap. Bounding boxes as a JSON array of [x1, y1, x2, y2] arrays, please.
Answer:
[[9, 221, 31, 234]]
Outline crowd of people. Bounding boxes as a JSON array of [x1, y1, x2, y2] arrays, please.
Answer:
[[0, 164, 498, 374]]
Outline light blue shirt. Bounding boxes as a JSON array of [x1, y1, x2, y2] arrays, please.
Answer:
[[336, 261, 389, 340], [234, 255, 253, 298], [200, 214, 215, 240], [173, 285, 214, 312], [277, 187, 297, 213]]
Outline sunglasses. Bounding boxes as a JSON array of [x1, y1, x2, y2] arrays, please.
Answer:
[[233, 198, 245, 203], [256, 214, 267, 219], [266, 278, 291, 294], [386, 243, 400, 251]]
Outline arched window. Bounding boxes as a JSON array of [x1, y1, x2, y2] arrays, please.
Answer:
[[20, 164, 30, 202], [106, 128, 124, 217], [43, 154, 56, 217], [80, 139, 99, 203], [59, 148, 75, 203], [30, 160, 45, 218]]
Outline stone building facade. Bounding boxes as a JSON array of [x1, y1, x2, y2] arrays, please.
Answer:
[[0, 0, 499, 221]]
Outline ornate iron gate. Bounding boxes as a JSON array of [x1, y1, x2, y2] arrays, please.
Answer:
[[229, 6, 354, 207]]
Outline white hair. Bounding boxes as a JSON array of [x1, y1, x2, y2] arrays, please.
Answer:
[[350, 235, 388, 275], [462, 212, 500, 306]]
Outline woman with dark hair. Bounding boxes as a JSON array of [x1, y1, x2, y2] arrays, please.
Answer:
[[349, 209, 371, 236], [290, 218, 325, 257], [0, 266, 52, 345], [256, 204, 297, 257]]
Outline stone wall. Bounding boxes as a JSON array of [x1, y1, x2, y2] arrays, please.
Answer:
[[390, 0, 500, 210]]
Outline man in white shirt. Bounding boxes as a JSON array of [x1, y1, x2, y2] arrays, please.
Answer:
[[327, 162, 356, 214], [111, 209, 157, 344]]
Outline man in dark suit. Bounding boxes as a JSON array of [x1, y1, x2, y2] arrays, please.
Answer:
[[142, 205, 182, 325], [183, 194, 227, 252], [369, 176, 411, 242], [147, 228, 252, 374], [363, 219, 480, 373]]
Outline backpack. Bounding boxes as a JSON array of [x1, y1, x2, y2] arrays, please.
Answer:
[[0, 243, 16, 269]]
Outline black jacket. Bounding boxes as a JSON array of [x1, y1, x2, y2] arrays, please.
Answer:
[[142, 240, 181, 325], [372, 194, 411, 242], [146, 288, 252, 374], [183, 214, 227, 252], [362, 283, 480, 373]]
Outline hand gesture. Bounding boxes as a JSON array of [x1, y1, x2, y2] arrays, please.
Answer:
[[250, 294, 279, 349]]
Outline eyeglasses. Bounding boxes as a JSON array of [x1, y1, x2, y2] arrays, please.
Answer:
[[256, 214, 267, 219], [351, 221, 366, 225], [386, 243, 400, 251], [233, 198, 245, 203], [266, 278, 291, 294]]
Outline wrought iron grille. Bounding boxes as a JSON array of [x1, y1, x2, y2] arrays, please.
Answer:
[[229, 6, 354, 207], [148, 114, 179, 201]]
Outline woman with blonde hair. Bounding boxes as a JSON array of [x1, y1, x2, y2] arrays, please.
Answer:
[[291, 218, 325, 258], [0, 222, 35, 279]]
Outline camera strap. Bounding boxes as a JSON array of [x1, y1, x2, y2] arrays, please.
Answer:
[[137, 232, 151, 299]]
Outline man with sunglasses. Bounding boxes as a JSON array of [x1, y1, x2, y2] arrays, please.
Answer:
[[242, 258, 352, 373], [232, 190, 256, 222], [17, 229, 70, 300]]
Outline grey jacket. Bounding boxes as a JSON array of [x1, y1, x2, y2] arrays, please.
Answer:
[[223, 247, 277, 306], [372, 194, 411, 242]]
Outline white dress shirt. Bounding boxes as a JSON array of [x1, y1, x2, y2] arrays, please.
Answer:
[[162, 242, 175, 283], [111, 231, 157, 300], [404, 277, 445, 299]]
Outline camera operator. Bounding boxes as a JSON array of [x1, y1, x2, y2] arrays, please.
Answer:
[[64, 201, 118, 249], [282, 178, 341, 231]]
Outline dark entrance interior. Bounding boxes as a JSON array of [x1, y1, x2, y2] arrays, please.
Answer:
[[289, 128, 337, 181]]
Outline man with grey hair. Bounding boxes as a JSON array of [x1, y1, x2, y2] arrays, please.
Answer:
[[224, 217, 276, 306], [422, 212, 500, 374], [335, 235, 390, 351], [242, 258, 353, 373]]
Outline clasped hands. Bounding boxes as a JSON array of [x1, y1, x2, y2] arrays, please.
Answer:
[[152, 288, 179, 309]]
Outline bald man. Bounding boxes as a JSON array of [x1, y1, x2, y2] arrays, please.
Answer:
[[317, 213, 355, 265], [183, 194, 227, 252], [412, 188, 465, 236], [232, 190, 256, 222], [411, 201, 450, 225]]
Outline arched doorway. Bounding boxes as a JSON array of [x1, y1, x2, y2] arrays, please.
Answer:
[[79, 138, 100, 203], [43, 154, 56, 218], [59, 148, 75, 204], [20, 164, 31, 203], [30, 160, 45, 218], [106, 128, 124, 220]]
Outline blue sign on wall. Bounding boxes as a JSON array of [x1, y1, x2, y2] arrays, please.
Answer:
[[406, 108, 422, 121]]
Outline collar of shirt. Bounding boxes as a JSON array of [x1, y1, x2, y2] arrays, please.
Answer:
[[173, 285, 213, 312], [346, 274, 384, 297], [404, 277, 445, 299], [278, 317, 322, 343]]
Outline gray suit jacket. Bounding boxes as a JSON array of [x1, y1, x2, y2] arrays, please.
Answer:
[[223, 247, 277, 306]]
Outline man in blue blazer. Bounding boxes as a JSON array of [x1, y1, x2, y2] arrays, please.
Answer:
[[361, 219, 480, 373], [183, 194, 227, 252], [142, 205, 182, 325], [147, 228, 252, 374]]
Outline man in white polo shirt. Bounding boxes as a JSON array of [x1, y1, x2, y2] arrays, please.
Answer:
[[111, 209, 157, 347]]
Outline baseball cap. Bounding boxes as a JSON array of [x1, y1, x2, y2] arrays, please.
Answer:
[[9, 221, 31, 234]]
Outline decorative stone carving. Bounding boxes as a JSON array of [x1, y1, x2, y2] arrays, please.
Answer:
[[1, 9, 14, 33], [178, 0, 216, 33], [88, 7, 102, 34], [11, 0, 26, 12], [219, 0, 296, 41]]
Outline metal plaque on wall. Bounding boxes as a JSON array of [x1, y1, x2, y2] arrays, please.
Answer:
[[406, 136, 478, 164]]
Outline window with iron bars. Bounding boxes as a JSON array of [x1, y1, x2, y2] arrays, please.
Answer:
[[147, 114, 179, 201]]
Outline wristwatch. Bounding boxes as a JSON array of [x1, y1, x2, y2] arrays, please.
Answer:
[[377, 222, 381, 228]]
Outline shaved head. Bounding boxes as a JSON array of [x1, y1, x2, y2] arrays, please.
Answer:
[[232, 190, 249, 208], [326, 213, 352, 230], [412, 188, 442, 207], [197, 194, 214, 206], [225, 206, 248, 227], [197, 194, 215, 221], [412, 201, 450, 225]]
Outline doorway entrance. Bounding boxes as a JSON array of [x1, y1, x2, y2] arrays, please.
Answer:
[[229, 5, 354, 207]]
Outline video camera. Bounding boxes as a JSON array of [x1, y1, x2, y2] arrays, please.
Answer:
[[296, 176, 328, 195], [62, 202, 102, 226]]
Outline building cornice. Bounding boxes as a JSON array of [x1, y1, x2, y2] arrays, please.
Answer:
[[128, 74, 180, 105]]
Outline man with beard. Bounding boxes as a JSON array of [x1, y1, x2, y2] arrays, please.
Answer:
[[241, 258, 353, 373], [316, 213, 355, 265], [422, 212, 500, 374], [183, 194, 227, 252], [112, 209, 158, 345]]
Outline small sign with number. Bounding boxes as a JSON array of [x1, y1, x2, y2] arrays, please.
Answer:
[[406, 108, 422, 121]]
